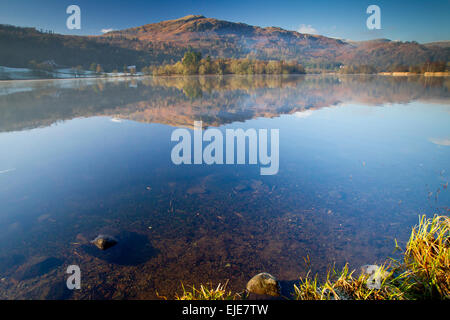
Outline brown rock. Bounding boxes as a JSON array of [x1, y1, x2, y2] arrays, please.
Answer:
[[246, 272, 280, 296], [91, 235, 117, 250]]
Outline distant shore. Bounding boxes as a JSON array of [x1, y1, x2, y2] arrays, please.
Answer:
[[1, 71, 449, 82], [378, 71, 450, 77]]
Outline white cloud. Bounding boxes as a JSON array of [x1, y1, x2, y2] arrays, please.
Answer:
[[297, 24, 317, 34], [0, 168, 16, 174], [294, 110, 314, 118], [101, 28, 115, 34], [429, 138, 450, 146]]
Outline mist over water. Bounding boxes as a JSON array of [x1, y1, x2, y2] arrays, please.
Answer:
[[0, 75, 448, 299]]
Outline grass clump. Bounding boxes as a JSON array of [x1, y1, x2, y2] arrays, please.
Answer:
[[175, 281, 238, 300], [390, 214, 449, 299], [294, 263, 403, 300], [293, 215, 449, 300], [293, 271, 322, 300]]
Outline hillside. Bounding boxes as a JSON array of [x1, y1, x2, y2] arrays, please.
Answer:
[[0, 24, 183, 71], [103, 15, 348, 63], [339, 39, 449, 67], [0, 15, 449, 72]]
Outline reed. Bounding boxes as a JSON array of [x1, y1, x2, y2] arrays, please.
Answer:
[[175, 281, 238, 300], [390, 215, 449, 299]]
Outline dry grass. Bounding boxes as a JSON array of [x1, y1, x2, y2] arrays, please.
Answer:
[[390, 215, 449, 299], [293, 215, 449, 300], [175, 281, 238, 300], [294, 263, 404, 300]]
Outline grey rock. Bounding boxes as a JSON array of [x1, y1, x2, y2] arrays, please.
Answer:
[[91, 234, 117, 250], [246, 272, 280, 296]]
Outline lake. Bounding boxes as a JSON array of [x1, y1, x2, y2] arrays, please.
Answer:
[[0, 75, 448, 299]]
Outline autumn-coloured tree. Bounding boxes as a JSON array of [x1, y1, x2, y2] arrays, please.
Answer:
[[182, 49, 202, 74]]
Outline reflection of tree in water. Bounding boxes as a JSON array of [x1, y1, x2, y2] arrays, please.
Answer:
[[0, 75, 448, 132], [182, 79, 203, 99]]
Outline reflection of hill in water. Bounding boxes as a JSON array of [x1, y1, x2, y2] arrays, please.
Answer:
[[0, 75, 449, 132]]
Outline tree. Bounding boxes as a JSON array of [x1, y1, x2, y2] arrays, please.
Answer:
[[216, 59, 227, 75], [182, 49, 202, 74]]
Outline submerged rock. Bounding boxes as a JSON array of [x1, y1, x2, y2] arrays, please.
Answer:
[[91, 235, 117, 250], [250, 180, 263, 190], [234, 183, 249, 192], [15, 257, 63, 281], [84, 232, 158, 265], [246, 272, 280, 296]]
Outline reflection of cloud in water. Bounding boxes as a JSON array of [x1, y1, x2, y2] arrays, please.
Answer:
[[429, 138, 450, 146], [0, 168, 16, 174], [293, 110, 314, 118]]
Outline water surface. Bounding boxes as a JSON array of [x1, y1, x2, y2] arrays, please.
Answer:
[[0, 75, 448, 299]]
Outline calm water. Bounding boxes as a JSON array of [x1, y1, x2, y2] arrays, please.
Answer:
[[0, 75, 448, 299]]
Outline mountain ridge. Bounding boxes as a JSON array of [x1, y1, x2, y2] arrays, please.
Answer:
[[0, 15, 448, 72]]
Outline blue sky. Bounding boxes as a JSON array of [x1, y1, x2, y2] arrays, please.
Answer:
[[0, 0, 449, 43]]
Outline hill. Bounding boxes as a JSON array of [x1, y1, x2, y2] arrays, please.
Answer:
[[103, 15, 348, 64], [0, 15, 448, 72]]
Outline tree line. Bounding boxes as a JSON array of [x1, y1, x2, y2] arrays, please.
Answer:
[[338, 61, 448, 74], [142, 50, 306, 76]]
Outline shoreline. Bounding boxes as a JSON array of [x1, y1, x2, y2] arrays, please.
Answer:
[[1, 72, 449, 83], [378, 71, 450, 77]]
